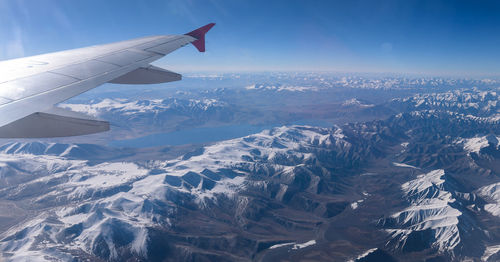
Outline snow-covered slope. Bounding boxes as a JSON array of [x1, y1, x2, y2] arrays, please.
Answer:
[[0, 142, 122, 159], [0, 125, 349, 261], [477, 183, 500, 217], [455, 135, 500, 155], [61, 98, 227, 117], [390, 89, 500, 118], [382, 170, 464, 253]]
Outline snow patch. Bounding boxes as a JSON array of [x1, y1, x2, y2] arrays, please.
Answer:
[[269, 240, 316, 250], [342, 98, 374, 108], [348, 248, 378, 262], [456, 135, 500, 155], [351, 199, 364, 210], [292, 240, 316, 250], [482, 245, 500, 261], [392, 162, 418, 169], [477, 182, 500, 217], [269, 242, 295, 249]]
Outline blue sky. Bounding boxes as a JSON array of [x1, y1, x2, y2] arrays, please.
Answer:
[[1, 0, 500, 75]]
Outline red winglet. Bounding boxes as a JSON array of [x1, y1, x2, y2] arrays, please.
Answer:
[[185, 23, 215, 52]]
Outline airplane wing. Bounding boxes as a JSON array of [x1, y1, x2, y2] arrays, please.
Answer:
[[0, 23, 215, 138]]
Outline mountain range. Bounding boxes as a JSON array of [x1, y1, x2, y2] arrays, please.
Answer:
[[0, 81, 500, 261]]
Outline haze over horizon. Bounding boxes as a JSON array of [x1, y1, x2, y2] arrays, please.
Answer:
[[1, 0, 500, 76]]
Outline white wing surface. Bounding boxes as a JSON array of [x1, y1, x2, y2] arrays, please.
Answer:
[[0, 23, 215, 138]]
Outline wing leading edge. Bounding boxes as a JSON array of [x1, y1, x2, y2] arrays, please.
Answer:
[[0, 23, 215, 138]]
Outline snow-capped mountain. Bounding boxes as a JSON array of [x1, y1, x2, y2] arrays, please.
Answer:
[[328, 76, 499, 90], [342, 98, 375, 108], [0, 125, 355, 261], [61, 98, 227, 118], [381, 170, 469, 253], [455, 135, 500, 155], [58, 98, 237, 138], [0, 142, 124, 159], [1, 84, 500, 261], [245, 84, 319, 92], [390, 89, 500, 117]]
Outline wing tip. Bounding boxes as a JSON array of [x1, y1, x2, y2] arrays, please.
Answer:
[[185, 23, 216, 52]]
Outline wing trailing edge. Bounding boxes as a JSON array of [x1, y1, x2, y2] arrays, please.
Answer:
[[0, 107, 109, 138]]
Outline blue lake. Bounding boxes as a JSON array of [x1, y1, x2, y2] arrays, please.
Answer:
[[109, 120, 333, 148], [109, 124, 273, 148]]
